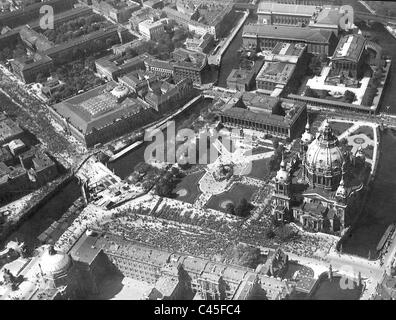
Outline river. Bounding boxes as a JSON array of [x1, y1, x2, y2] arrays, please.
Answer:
[[0, 92, 212, 247], [343, 128, 396, 258], [357, 21, 396, 114]]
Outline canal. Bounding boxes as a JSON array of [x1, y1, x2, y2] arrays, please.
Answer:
[[217, 14, 258, 87], [0, 92, 212, 248]]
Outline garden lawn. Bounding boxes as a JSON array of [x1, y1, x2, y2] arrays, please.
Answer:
[[173, 170, 205, 204], [206, 183, 258, 213], [330, 121, 354, 136], [352, 125, 374, 139], [248, 158, 271, 180]]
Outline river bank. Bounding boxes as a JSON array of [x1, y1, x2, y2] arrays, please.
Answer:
[[0, 173, 75, 250]]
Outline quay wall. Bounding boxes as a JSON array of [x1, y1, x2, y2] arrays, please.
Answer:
[[0, 173, 75, 245]]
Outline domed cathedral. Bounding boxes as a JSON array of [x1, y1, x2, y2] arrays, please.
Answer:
[[271, 120, 366, 235], [36, 245, 78, 299]]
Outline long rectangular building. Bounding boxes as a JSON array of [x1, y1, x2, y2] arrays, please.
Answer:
[[242, 24, 338, 55], [218, 93, 307, 139], [11, 26, 121, 83], [50, 82, 156, 147], [68, 230, 295, 300], [257, 2, 318, 25]]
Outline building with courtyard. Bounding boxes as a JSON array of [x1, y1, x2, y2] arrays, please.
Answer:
[[218, 93, 307, 139], [242, 24, 338, 55], [95, 54, 148, 81], [226, 68, 257, 92], [138, 18, 166, 41], [256, 61, 297, 93], [119, 71, 195, 113], [172, 48, 208, 85], [67, 230, 296, 300]]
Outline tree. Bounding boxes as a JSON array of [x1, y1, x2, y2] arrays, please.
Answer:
[[265, 228, 276, 239], [134, 162, 152, 175], [171, 166, 182, 179], [234, 198, 252, 218], [275, 224, 297, 241], [225, 203, 235, 215], [13, 45, 25, 59], [344, 90, 356, 103], [36, 73, 46, 84], [106, 38, 115, 48], [232, 244, 262, 268], [272, 138, 280, 150], [305, 87, 318, 98]]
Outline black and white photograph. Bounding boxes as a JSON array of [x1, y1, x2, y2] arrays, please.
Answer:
[[0, 0, 395, 307]]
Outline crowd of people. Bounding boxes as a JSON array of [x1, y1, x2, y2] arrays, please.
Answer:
[[0, 67, 85, 168]]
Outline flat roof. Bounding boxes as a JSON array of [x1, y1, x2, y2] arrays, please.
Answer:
[[0, 116, 23, 142], [272, 42, 306, 57], [104, 233, 171, 266], [221, 93, 305, 127], [138, 18, 165, 28], [256, 61, 296, 85], [258, 2, 318, 16], [154, 275, 179, 297], [69, 232, 104, 265], [172, 47, 207, 69], [226, 68, 254, 84], [241, 92, 279, 111], [53, 82, 148, 135], [311, 7, 341, 26], [243, 24, 334, 44]]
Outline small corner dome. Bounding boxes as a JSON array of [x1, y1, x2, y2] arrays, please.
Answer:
[[276, 160, 289, 182], [301, 130, 314, 144], [276, 168, 289, 182], [111, 85, 129, 99]]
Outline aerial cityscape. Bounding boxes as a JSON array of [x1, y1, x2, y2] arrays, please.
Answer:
[[0, 0, 396, 302]]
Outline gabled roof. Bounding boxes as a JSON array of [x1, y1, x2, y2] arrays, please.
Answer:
[[332, 34, 366, 63]]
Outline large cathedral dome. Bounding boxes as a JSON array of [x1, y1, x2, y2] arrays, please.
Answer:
[[304, 121, 345, 190], [40, 246, 72, 279]]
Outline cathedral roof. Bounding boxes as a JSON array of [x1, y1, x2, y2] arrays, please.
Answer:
[[275, 155, 290, 182], [305, 120, 344, 172], [40, 246, 71, 277], [301, 118, 314, 144]]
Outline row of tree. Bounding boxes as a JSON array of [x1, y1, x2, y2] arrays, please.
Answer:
[[42, 14, 107, 44]]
